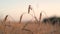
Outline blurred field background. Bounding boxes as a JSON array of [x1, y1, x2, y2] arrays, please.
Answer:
[[0, 13, 60, 34]]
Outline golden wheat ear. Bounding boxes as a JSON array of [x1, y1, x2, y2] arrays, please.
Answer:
[[19, 14, 23, 23], [39, 12, 42, 22], [4, 15, 8, 22], [28, 5, 32, 14]]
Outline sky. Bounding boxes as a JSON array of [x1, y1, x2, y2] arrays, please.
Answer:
[[0, 0, 60, 21]]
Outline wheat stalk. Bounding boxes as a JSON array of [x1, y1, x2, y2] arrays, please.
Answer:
[[19, 12, 26, 23], [39, 12, 42, 23], [19, 14, 23, 23], [4, 15, 8, 22], [19, 5, 38, 24], [3, 15, 8, 25], [3, 15, 8, 34], [28, 5, 32, 14], [28, 5, 39, 24]]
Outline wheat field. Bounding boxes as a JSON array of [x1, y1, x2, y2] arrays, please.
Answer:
[[0, 20, 60, 34]]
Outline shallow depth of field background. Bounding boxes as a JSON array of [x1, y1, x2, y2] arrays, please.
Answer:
[[0, 0, 60, 34]]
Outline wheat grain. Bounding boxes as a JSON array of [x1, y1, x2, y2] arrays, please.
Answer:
[[28, 5, 32, 14], [19, 14, 23, 23], [39, 12, 42, 23], [4, 15, 8, 22]]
